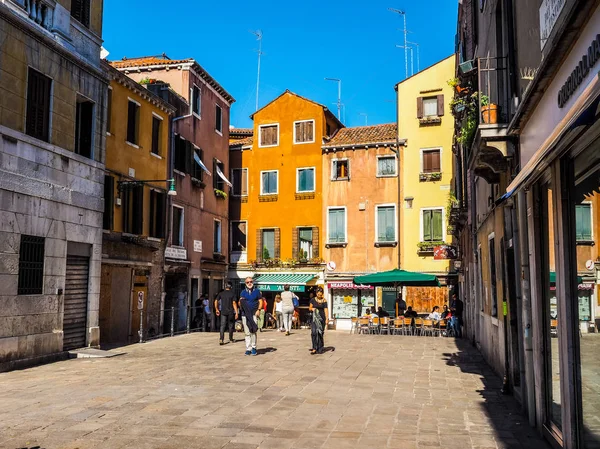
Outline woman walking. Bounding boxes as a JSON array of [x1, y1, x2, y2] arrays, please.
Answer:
[[280, 285, 297, 336], [273, 295, 284, 331], [309, 287, 328, 355]]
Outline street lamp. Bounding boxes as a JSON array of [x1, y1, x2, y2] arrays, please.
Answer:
[[324, 77, 342, 120], [118, 178, 177, 196]]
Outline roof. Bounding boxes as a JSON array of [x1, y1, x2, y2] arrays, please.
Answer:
[[109, 54, 235, 104], [229, 128, 253, 139], [229, 135, 253, 148], [250, 90, 344, 129], [323, 123, 398, 148], [394, 54, 455, 89]]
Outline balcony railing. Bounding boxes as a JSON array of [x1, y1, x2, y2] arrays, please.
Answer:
[[477, 56, 512, 126], [20, 0, 54, 32]]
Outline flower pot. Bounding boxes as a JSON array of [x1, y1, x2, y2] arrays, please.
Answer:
[[481, 104, 499, 124]]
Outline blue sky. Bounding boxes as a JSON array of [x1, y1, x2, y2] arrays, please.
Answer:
[[103, 1, 458, 129]]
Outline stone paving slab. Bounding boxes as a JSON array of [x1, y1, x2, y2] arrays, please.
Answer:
[[0, 330, 550, 449]]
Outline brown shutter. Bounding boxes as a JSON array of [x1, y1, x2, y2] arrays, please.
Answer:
[[423, 152, 431, 173], [312, 227, 319, 258], [307, 121, 314, 141], [292, 228, 299, 260], [241, 169, 248, 195], [417, 97, 423, 119], [26, 69, 51, 142], [274, 228, 280, 259], [433, 151, 441, 172], [437, 95, 444, 116], [256, 229, 263, 262]]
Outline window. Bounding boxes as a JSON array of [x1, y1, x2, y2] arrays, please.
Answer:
[[214, 220, 222, 254], [262, 229, 275, 260], [328, 208, 346, 243], [294, 120, 315, 143], [259, 124, 279, 147], [298, 228, 313, 259], [332, 160, 349, 180], [215, 105, 222, 134], [489, 235, 498, 317], [172, 206, 184, 246], [376, 205, 396, 242], [231, 221, 247, 252], [149, 190, 166, 238], [422, 149, 441, 173], [71, 0, 90, 27], [422, 208, 443, 242], [106, 88, 112, 134], [192, 148, 204, 181], [213, 160, 225, 190], [126, 99, 140, 145], [192, 85, 201, 116], [122, 185, 143, 235], [377, 156, 396, 176], [18, 235, 45, 295], [174, 137, 190, 173], [103, 175, 114, 230], [75, 97, 94, 159], [297, 168, 315, 193], [576, 203, 592, 241], [261, 170, 278, 195], [232, 168, 248, 196], [417, 95, 444, 118], [151, 116, 162, 156], [26, 68, 51, 142]]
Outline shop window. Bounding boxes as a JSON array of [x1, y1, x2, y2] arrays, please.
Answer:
[[75, 97, 94, 159], [377, 156, 396, 176], [172, 206, 184, 247], [298, 228, 313, 260], [259, 124, 278, 147], [122, 185, 143, 235], [332, 160, 349, 180], [26, 68, 51, 142], [297, 168, 315, 193], [328, 208, 346, 243], [17, 235, 45, 295], [376, 205, 396, 242], [126, 100, 140, 146]]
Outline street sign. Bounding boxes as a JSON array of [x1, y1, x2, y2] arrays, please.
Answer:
[[137, 291, 144, 310]]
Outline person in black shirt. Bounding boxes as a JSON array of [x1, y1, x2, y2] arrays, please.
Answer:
[[309, 287, 328, 355], [404, 306, 418, 318], [377, 307, 390, 318], [215, 282, 239, 345], [450, 293, 464, 338]]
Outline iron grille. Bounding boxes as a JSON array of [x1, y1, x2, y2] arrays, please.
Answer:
[[18, 235, 45, 295]]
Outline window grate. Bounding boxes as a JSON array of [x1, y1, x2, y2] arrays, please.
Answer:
[[18, 235, 45, 295]]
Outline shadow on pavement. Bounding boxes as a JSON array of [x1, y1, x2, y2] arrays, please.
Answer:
[[256, 347, 277, 355]]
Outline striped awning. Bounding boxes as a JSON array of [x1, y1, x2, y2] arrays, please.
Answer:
[[253, 273, 316, 285]]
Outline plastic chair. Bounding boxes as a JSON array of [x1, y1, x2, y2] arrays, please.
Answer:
[[358, 318, 370, 334], [421, 319, 434, 337], [402, 317, 413, 335], [414, 318, 424, 336], [369, 317, 380, 334], [379, 317, 391, 335], [350, 317, 358, 334]]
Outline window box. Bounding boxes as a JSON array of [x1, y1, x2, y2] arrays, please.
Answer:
[[191, 177, 205, 188], [326, 242, 347, 248], [419, 172, 442, 182], [419, 117, 442, 126], [375, 241, 398, 248], [214, 188, 227, 199], [417, 240, 445, 254]]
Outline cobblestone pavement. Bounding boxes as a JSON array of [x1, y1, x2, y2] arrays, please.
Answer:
[[0, 330, 550, 449]]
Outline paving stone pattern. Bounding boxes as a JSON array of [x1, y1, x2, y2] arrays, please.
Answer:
[[0, 331, 551, 449]]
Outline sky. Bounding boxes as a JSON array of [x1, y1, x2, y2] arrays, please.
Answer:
[[102, 1, 458, 129]]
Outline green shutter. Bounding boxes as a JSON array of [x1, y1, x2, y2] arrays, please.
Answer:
[[433, 209, 443, 241], [576, 204, 592, 241], [423, 210, 432, 241], [386, 207, 395, 240], [329, 209, 345, 243]]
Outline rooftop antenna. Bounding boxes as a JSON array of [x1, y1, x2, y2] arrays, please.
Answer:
[[325, 78, 342, 120], [407, 41, 420, 72], [250, 30, 263, 112], [389, 7, 408, 79], [359, 113, 368, 125]]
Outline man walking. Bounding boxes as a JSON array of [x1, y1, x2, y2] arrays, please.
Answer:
[[215, 282, 238, 345], [239, 277, 262, 356], [450, 293, 464, 338]]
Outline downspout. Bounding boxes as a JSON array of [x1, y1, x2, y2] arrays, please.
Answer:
[[517, 188, 536, 427]]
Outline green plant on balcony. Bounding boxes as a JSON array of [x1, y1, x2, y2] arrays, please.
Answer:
[[298, 249, 308, 263], [262, 246, 270, 261], [214, 188, 227, 199], [446, 191, 459, 224], [417, 240, 445, 253]]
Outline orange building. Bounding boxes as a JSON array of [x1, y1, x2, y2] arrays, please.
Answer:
[[229, 91, 343, 310]]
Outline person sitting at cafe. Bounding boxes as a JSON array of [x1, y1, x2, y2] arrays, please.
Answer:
[[377, 307, 390, 318], [404, 306, 418, 318], [428, 306, 441, 321], [441, 305, 451, 320]]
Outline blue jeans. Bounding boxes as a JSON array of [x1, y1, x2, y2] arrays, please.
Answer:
[[451, 317, 462, 338]]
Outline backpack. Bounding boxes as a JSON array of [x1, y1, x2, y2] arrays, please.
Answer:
[[292, 295, 299, 308]]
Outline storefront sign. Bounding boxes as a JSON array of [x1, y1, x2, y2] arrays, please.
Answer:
[[550, 282, 595, 291], [256, 284, 305, 292], [540, 0, 566, 49], [434, 245, 458, 260], [557, 34, 600, 107], [165, 247, 187, 260], [327, 282, 373, 290], [193, 240, 202, 253]]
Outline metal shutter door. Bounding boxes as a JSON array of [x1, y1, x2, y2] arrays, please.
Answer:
[[64, 255, 89, 350]]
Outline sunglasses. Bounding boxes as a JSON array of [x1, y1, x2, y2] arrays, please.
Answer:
[[245, 281, 253, 284]]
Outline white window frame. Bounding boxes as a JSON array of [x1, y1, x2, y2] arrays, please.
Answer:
[[214, 219, 222, 254], [215, 104, 223, 135], [191, 84, 201, 119], [331, 158, 350, 180], [260, 170, 279, 195], [258, 123, 279, 148], [376, 155, 398, 177], [230, 220, 248, 254], [327, 206, 347, 244], [423, 96, 438, 117], [126, 97, 141, 149], [293, 119, 315, 144], [261, 228, 276, 259], [419, 207, 445, 242], [375, 203, 397, 243], [420, 147, 443, 173], [576, 201, 594, 241], [296, 167, 316, 193], [172, 205, 185, 247], [231, 168, 248, 197]]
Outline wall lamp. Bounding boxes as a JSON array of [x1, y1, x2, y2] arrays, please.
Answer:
[[117, 178, 177, 196]]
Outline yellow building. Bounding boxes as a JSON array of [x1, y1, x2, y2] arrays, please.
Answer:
[[229, 90, 343, 304], [396, 55, 456, 294], [99, 62, 176, 347]]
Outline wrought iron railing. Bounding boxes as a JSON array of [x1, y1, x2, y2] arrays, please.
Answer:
[[477, 56, 512, 126]]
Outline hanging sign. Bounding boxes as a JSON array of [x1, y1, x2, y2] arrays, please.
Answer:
[[434, 245, 458, 260]]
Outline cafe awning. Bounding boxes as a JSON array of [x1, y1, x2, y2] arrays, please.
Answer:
[[253, 273, 316, 285]]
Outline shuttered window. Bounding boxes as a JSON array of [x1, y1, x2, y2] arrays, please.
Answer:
[[26, 68, 51, 142], [294, 120, 315, 143], [417, 95, 444, 118], [332, 160, 349, 180], [126, 100, 139, 145], [298, 228, 313, 259], [422, 209, 443, 242], [262, 229, 275, 260], [232, 168, 248, 196], [376, 206, 396, 242], [231, 221, 247, 252], [151, 116, 161, 155], [71, 0, 90, 28], [103, 175, 114, 230], [328, 208, 346, 243], [259, 124, 278, 147], [297, 168, 315, 192], [261, 170, 278, 195], [422, 149, 441, 173], [17, 235, 45, 295], [122, 185, 143, 235], [149, 190, 166, 238], [575, 204, 592, 241], [75, 98, 94, 159]]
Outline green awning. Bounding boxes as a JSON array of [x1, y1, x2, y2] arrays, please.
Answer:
[[253, 273, 316, 285], [354, 269, 440, 287], [549, 272, 583, 284]]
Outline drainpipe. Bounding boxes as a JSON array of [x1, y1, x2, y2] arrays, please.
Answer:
[[517, 188, 535, 427]]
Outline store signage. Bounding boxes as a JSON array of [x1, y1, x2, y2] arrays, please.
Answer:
[[539, 0, 566, 49], [327, 282, 374, 290], [557, 34, 600, 108], [165, 247, 187, 260], [256, 284, 305, 292], [550, 283, 594, 291], [434, 245, 458, 260], [193, 240, 202, 253]]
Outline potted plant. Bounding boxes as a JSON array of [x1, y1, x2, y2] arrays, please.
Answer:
[[214, 188, 227, 199], [480, 94, 499, 124], [298, 249, 308, 264]]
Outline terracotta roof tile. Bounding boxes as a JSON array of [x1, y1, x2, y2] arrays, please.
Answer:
[[229, 128, 253, 138], [110, 56, 194, 69], [229, 136, 253, 147], [324, 124, 397, 147]]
